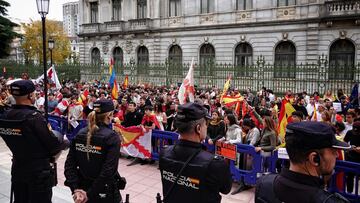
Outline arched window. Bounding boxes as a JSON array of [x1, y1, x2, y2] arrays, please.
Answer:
[[91, 48, 100, 65], [199, 44, 215, 75], [169, 45, 182, 64], [329, 39, 355, 80], [137, 46, 149, 65], [113, 47, 123, 67], [168, 45, 183, 75], [274, 41, 296, 78], [235, 43, 252, 77]]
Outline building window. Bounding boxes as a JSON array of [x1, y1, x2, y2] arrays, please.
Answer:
[[169, 45, 182, 64], [91, 47, 100, 65], [236, 0, 252, 10], [329, 39, 355, 80], [112, 0, 122, 21], [235, 43, 252, 77], [137, 0, 147, 19], [274, 41, 296, 78], [137, 46, 149, 65], [278, 0, 296, 7], [90, 2, 98, 23], [200, 44, 215, 75], [200, 0, 214, 14], [169, 0, 181, 17], [113, 47, 123, 67]]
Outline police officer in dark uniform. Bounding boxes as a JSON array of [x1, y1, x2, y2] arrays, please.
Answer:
[[159, 102, 232, 203], [256, 122, 351, 203], [0, 80, 63, 203], [64, 99, 123, 203]]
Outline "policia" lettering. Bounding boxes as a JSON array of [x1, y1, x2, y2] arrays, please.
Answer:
[[0, 128, 22, 136], [162, 170, 200, 190], [75, 143, 102, 154]]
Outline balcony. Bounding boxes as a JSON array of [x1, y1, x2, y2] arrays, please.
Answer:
[[79, 23, 101, 34], [128, 18, 152, 31], [322, 0, 360, 17], [104, 21, 125, 33]]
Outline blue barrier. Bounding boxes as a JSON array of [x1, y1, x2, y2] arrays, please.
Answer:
[[229, 144, 262, 186], [48, 115, 87, 141], [151, 130, 179, 161], [329, 160, 360, 202]]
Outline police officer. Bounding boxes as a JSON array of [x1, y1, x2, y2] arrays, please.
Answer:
[[159, 102, 232, 203], [255, 121, 351, 203], [0, 80, 63, 203], [64, 99, 123, 203]]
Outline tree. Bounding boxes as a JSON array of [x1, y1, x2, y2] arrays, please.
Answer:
[[22, 20, 71, 64], [0, 0, 20, 58]]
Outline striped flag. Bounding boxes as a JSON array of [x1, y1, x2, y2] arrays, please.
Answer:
[[123, 75, 129, 89], [278, 99, 296, 141], [220, 76, 231, 103], [78, 89, 89, 107]]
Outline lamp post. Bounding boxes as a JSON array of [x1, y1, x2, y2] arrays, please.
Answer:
[[48, 38, 54, 66], [36, 0, 50, 120]]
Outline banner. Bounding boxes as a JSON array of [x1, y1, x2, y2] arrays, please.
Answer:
[[215, 141, 237, 161], [113, 124, 152, 159]]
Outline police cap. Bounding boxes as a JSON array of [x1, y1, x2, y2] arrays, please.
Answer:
[[93, 99, 114, 114], [10, 80, 35, 96], [286, 121, 350, 150], [176, 102, 211, 122]]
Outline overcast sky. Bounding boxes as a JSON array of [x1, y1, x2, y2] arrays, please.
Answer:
[[7, 0, 76, 21]]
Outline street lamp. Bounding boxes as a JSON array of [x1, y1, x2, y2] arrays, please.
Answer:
[[36, 0, 50, 120], [48, 38, 54, 66]]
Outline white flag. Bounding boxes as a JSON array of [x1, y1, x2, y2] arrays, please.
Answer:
[[35, 65, 62, 89], [178, 58, 195, 105]]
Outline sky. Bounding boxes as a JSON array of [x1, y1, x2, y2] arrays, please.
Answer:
[[6, 0, 76, 22]]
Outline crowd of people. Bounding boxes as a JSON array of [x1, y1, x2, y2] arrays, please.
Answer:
[[1, 75, 360, 196]]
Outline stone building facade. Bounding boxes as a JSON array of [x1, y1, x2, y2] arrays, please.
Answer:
[[78, 0, 359, 64], [77, 0, 360, 91]]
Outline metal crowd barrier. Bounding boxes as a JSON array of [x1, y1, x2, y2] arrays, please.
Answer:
[[151, 130, 179, 161], [47, 116, 360, 201], [328, 160, 360, 202]]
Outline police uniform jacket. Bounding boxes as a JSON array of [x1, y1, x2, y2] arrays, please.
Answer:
[[0, 105, 62, 182], [256, 168, 349, 203], [159, 140, 232, 203], [64, 123, 121, 200]]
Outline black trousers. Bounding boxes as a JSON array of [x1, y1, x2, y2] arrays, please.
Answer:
[[13, 181, 52, 203]]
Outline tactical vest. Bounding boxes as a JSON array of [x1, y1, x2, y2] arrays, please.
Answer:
[[160, 146, 212, 203], [255, 174, 350, 203]]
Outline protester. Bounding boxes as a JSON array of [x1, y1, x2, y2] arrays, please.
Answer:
[[220, 114, 242, 144], [344, 121, 360, 193], [207, 110, 226, 145]]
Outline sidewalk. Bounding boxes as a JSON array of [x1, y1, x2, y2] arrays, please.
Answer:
[[0, 140, 254, 203]]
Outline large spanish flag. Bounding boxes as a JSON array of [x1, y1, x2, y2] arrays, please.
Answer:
[[113, 124, 152, 159], [220, 76, 231, 103], [278, 99, 296, 142]]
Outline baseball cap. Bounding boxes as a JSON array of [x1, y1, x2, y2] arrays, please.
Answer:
[[93, 99, 114, 114], [10, 80, 36, 96], [176, 102, 211, 122], [286, 121, 350, 150]]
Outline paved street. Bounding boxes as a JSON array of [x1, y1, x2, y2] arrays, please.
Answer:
[[0, 139, 254, 203]]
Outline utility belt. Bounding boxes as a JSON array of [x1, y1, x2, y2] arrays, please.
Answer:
[[79, 171, 126, 193], [12, 157, 58, 187]]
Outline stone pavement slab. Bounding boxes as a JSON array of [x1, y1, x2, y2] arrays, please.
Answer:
[[0, 139, 254, 203]]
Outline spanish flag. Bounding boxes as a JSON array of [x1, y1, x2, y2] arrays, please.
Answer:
[[220, 76, 231, 103], [277, 99, 296, 142], [112, 80, 119, 100], [123, 75, 129, 89], [78, 89, 89, 107]]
